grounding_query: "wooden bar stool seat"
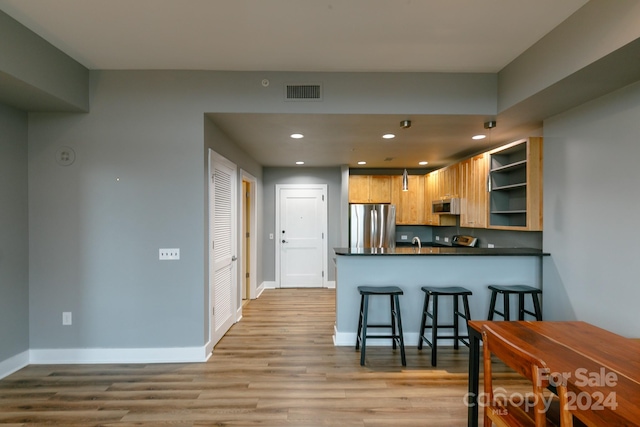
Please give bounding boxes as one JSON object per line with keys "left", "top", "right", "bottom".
{"left": 418, "top": 286, "right": 472, "bottom": 366}
{"left": 355, "top": 285, "right": 406, "bottom": 366}
{"left": 487, "top": 284, "right": 542, "bottom": 321}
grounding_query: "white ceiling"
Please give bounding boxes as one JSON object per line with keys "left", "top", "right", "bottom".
{"left": 0, "top": 0, "right": 589, "bottom": 168}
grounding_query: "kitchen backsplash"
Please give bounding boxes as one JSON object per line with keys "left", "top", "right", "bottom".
{"left": 396, "top": 225, "right": 542, "bottom": 249}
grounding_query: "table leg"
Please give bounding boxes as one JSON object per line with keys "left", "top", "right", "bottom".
{"left": 468, "top": 327, "right": 481, "bottom": 427}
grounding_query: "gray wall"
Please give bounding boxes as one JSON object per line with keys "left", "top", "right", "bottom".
{"left": 25, "top": 70, "right": 494, "bottom": 352}
{"left": 0, "top": 103, "right": 29, "bottom": 362}
{"left": 0, "top": 10, "right": 89, "bottom": 112}
{"left": 262, "top": 167, "right": 342, "bottom": 282}
{"left": 543, "top": 80, "right": 640, "bottom": 337}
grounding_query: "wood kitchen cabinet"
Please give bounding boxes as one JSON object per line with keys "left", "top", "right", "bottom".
{"left": 348, "top": 175, "right": 391, "bottom": 203}
{"left": 459, "top": 153, "right": 488, "bottom": 228}
{"left": 424, "top": 170, "right": 456, "bottom": 226}
{"left": 487, "top": 137, "right": 543, "bottom": 231}
{"left": 391, "top": 175, "right": 424, "bottom": 224}
{"left": 437, "top": 163, "right": 460, "bottom": 200}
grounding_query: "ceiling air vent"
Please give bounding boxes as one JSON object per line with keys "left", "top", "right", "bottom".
{"left": 285, "top": 83, "right": 322, "bottom": 101}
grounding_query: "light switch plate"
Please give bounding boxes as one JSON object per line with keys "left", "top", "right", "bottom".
{"left": 159, "top": 248, "right": 180, "bottom": 260}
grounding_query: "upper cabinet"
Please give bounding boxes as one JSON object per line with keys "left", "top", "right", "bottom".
{"left": 437, "top": 163, "right": 460, "bottom": 200}
{"left": 424, "top": 170, "right": 456, "bottom": 226}
{"left": 348, "top": 137, "right": 542, "bottom": 230}
{"left": 391, "top": 175, "right": 424, "bottom": 225}
{"left": 348, "top": 175, "right": 391, "bottom": 203}
{"left": 487, "top": 137, "right": 543, "bottom": 231}
{"left": 459, "top": 153, "right": 488, "bottom": 228}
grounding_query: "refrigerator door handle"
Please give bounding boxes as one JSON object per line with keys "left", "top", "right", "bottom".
{"left": 370, "top": 208, "right": 378, "bottom": 247}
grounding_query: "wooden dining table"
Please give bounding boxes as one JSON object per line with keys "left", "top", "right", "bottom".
{"left": 466, "top": 320, "right": 640, "bottom": 427}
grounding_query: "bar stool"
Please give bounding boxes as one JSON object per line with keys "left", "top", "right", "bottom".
{"left": 355, "top": 285, "right": 406, "bottom": 366}
{"left": 487, "top": 285, "right": 542, "bottom": 321}
{"left": 418, "top": 286, "right": 472, "bottom": 366}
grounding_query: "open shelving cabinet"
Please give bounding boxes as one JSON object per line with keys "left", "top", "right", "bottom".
{"left": 487, "top": 137, "right": 543, "bottom": 230}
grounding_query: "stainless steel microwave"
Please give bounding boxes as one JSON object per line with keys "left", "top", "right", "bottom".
{"left": 432, "top": 198, "right": 460, "bottom": 215}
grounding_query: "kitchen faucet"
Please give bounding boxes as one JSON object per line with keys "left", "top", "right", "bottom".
{"left": 412, "top": 236, "right": 421, "bottom": 250}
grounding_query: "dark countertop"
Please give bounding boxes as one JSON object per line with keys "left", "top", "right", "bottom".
{"left": 334, "top": 246, "right": 549, "bottom": 256}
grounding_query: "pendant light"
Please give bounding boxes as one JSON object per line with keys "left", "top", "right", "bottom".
{"left": 402, "top": 169, "right": 409, "bottom": 191}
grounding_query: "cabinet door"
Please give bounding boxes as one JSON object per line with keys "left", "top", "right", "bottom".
{"left": 348, "top": 175, "right": 370, "bottom": 203}
{"left": 392, "top": 175, "right": 424, "bottom": 224}
{"left": 460, "top": 153, "right": 488, "bottom": 228}
{"left": 424, "top": 171, "right": 455, "bottom": 226}
{"left": 471, "top": 153, "right": 488, "bottom": 228}
{"left": 424, "top": 172, "right": 437, "bottom": 225}
{"left": 368, "top": 176, "right": 391, "bottom": 203}
{"left": 459, "top": 158, "right": 473, "bottom": 227}
{"left": 440, "top": 163, "right": 460, "bottom": 199}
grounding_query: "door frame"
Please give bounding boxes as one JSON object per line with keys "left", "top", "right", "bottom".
{"left": 275, "top": 184, "right": 328, "bottom": 288}
{"left": 241, "top": 169, "right": 258, "bottom": 300}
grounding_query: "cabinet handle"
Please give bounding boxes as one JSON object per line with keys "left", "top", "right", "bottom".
{"left": 486, "top": 173, "right": 492, "bottom": 192}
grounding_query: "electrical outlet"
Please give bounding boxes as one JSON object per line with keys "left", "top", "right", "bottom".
{"left": 159, "top": 248, "right": 180, "bottom": 260}
{"left": 444, "top": 237, "right": 449, "bottom": 243}
{"left": 435, "top": 236, "right": 440, "bottom": 241}
{"left": 400, "top": 234, "right": 408, "bottom": 240}
{"left": 488, "top": 243, "right": 495, "bottom": 248}
{"left": 62, "top": 312, "right": 72, "bottom": 325}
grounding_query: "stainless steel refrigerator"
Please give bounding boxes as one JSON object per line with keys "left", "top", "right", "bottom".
{"left": 349, "top": 204, "right": 396, "bottom": 248}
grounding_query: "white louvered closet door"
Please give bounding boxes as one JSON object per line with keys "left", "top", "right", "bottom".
{"left": 210, "top": 151, "right": 237, "bottom": 348}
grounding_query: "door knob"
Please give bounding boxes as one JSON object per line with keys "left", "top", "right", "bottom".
{"left": 231, "top": 256, "right": 237, "bottom": 261}
{"left": 282, "top": 240, "right": 288, "bottom": 243}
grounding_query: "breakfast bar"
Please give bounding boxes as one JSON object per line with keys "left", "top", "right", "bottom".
{"left": 333, "top": 246, "right": 549, "bottom": 346}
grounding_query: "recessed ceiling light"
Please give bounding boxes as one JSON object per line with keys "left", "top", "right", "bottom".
{"left": 382, "top": 134, "right": 395, "bottom": 139}
{"left": 290, "top": 133, "right": 304, "bottom": 139}
{"left": 357, "top": 161, "right": 366, "bottom": 165}
{"left": 419, "top": 161, "right": 428, "bottom": 165}
{"left": 472, "top": 134, "right": 487, "bottom": 140}
{"left": 295, "top": 161, "right": 304, "bottom": 165}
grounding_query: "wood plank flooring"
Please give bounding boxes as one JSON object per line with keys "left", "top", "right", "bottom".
{"left": 0, "top": 288, "right": 523, "bottom": 426}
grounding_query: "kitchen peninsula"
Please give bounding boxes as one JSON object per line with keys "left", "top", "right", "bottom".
{"left": 332, "top": 246, "right": 548, "bottom": 346}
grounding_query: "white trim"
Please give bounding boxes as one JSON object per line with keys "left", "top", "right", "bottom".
{"left": 325, "top": 280, "right": 336, "bottom": 289}
{"left": 256, "top": 282, "right": 266, "bottom": 297}
{"left": 262, "top": 281, "right": 277, "bottom": 289}
{"left": 275, "top": 184, "right": 328, "bottom": 288}
{"left": 205, "top": 339, "right": 214, "bottom": 357}
{"left": 29, "top": 346, "right": 212, "bottom": 365}
{"left": 0, "top": 350, "right": 29, "bottom": 380}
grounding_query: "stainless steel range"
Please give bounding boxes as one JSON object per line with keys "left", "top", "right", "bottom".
{"left": 451, "top": 235, "right": 478, "bottom": 247}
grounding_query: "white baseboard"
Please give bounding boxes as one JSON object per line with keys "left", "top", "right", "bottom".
{"left": 255, "top": 282, "right": 266, "bottom": 298}
{"left": 261, "top": 281, "right": 334, "bottom": 290}
{"left": 262, "top": 281, "right": 277, "bottom": 289}
{"left": 0, "top": 350, "right": 29, "bottom": 380}
{"left": 28, "top": 346, "right": 211, "bottom": 365}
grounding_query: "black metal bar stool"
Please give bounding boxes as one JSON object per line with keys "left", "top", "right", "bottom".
{"left": 487, "top": 285, "right": 542, "bottom": 321}
{"left": 418, "top": 286, "right": 472, "bottom": 366}
{"left": 355, "top": 285, "right": 406, "bottom": 366}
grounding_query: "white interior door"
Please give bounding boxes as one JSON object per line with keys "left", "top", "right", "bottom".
{"left": 277, "top": 185, "right": 327, "bottom": 288}
{"left": 210, "top": 150, "right": 237, "bottom": 347}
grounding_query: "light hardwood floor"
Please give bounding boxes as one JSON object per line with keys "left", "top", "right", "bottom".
{"left": 0, "top": 288, "right": 522, "bottom": 426}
